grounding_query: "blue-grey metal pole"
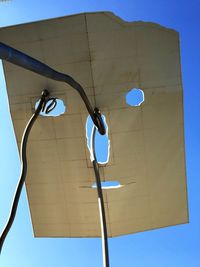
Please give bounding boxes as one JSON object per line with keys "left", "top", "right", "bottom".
{"left": 91, "top": 126, "right": 110, "bottom": 267}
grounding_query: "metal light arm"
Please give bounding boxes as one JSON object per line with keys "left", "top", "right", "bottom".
{"left": 0, "top": 42, "right": 105, "bottom": 135}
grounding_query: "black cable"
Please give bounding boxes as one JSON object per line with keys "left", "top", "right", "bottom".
{"left": 44, "top": 98, "right": 57, "bottom": 114}
{"left": 0, "top": 89, "right": 51, "bottom": 254}
{"left": 91, "top": 126, "right": 110, "bottom": 267}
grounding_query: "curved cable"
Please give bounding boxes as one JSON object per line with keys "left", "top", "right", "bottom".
{"left": 43, "top": 97, "right": 57, "bottom": 114}
{"left": 91, "top": 126, "right": 110, "bottom": 267}
{"left": 0, "top": 90, "right": 51, "bottom": 254}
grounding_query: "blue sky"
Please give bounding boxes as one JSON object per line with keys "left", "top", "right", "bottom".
{"left": 0, "top": 0, "right": 200, "bottom": 266}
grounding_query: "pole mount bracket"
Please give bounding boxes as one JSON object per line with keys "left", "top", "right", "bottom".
{"left": 93, "top": 108, "right": 106, "bottom": 135}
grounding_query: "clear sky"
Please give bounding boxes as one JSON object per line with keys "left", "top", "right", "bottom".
{"left": 0, "top": 0, "right": 199, "bottom": 266}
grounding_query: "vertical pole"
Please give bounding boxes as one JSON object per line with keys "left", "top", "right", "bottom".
{"left": 91, "top": 127, "right": 110, "bottom": 267}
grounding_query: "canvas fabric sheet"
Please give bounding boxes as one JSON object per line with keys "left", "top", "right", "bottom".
{"left": 0, "top": 12, "right": 188, "bottom": 237}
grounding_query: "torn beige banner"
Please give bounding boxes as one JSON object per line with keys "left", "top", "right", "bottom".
{"left": 0, "top": 12, "right": 188, "bottom": 237}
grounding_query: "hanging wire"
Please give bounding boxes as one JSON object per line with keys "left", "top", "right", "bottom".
{"left": 91, "top": 126, "right": 110, "bottom": 267}
{"left": 0, "top": 89, "right": 56, "bottom": 254}
{"left": 43, "top": 97, "right": 57, "bottom": 114}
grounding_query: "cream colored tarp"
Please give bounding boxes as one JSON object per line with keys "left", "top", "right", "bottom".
{"left": 0, "top": 12, "right": 188, "bottom": 237}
